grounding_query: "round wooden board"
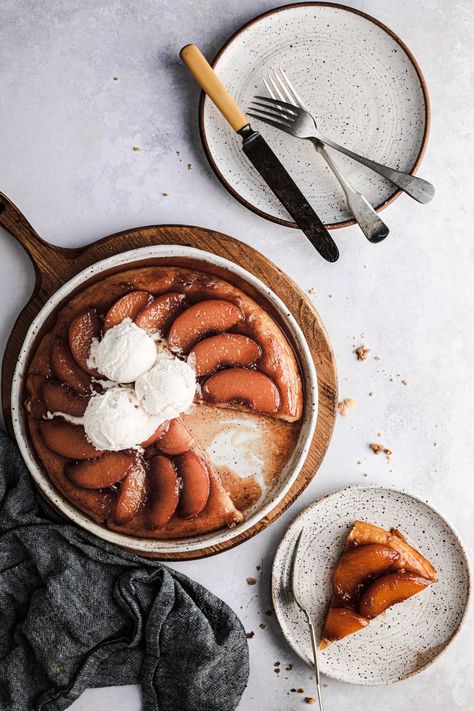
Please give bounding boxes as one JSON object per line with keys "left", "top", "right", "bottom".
{"left": 0, "top": 191, "right": 337, "bottom": 560}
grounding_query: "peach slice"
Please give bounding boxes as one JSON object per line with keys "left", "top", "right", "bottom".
{"left": 135, "top": 292, "right": 186, "bottom": 334}
{"left": 148, "top": 455, "right": 181, "bottom": 529}
{"left": 333, "top": 544, "right": 399, "bottom": 604}
{"left": 346, "top": 521, "right": 437, "bottom": 581}
{"left": 320, "top": 608, "right": 369, "bottom": 649}
{"left": 189, "top": 333, "right": 262, "bottom": 377}
{"left": 40, "top": 420, "right": 103, "bottom": 460}
{"left": 167, "top": 299, "right": 244, "bottom": 353}
{"left": 112, "top": 458, "right": 147, "bottom": 525}
{"left": 201, "top": 368, "right": 281, "bottom": 414}
{"left": 50, "top": 337, "right": 91, "bottom": 395}
{"left": 43, "top": 380, "right": 89, "bottom": 418}
{"left": 140, "top": 421, "right": 170, "bottom": 449}
{"left": 176, "top": 450, "right": 210, "bottom": 518}
{"left": 65, "top": 451, "right": 137, "bottom": 489}
{"left": 69, "top": 308, "right": 101, "bottom": 374}
{"left": 157, "top": 418, "right": 194, "bottom": 455}
{"left": 104, "top": 290, "right": 151, "bottom": 331}
{"left": 359, "top": 572, "right": 430, "bottom": 618}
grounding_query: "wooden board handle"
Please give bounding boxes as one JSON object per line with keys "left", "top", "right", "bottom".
{"left": 0, "top": 192, "right": 63, "bottom": 273}
{"left": 180, "top": 44, "right": 249, "bottom": 133}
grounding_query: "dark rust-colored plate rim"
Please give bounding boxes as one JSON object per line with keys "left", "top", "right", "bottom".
{"left": 198, "top": 1, "right": 431, "bottom": 230}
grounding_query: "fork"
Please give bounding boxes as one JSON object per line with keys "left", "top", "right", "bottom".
{"left": 248, "top": 82, "right": 435, "bottom": 205}
{"left": 261, "top": 70, "right": 389, "bottom": 243}
{"left": 290, "top": 528, "right": 324, "bottom": 710}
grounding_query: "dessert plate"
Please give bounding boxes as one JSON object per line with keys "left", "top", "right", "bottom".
{"left": 272, "top": 486, "right": 471, "bottom": 684}
{"left": 200, "top": 3, "right": 429, "bottom": 229}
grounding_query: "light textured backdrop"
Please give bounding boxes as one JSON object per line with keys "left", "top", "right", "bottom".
{"left": 0, "top": 1, "right": 472, "bottom": 709}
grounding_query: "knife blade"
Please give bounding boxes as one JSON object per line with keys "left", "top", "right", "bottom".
{"left": 239, "top": 125, "right": 338, "bottom": 262}
{"left": 180, "top": 44, "right": 339, "bottom": 263}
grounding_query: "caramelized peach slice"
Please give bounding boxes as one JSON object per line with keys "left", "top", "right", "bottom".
{"left": 69, "top": 308, "right": 101, "bottom": 374}
{"left": 202, "top": 368, "right": 281, "bottom": 415}
{"left": 112, "top": 458, "right": 147, "bottom": 525}
{"left": 50, "top": 337, "right": 91, "bottom": 395}
{"left": 148, "top": 455, "right": 181, "bottom": 529}
{"left": 43, "top": 380, "right": 88, "bottom": 418}
{"left": 176, "top": 450, "right": 210, "bottom": 518}
{"left": 157, "top": 418, "right": 194, "bottom": 455}
{"left": 135, "top": 292, "right": 186, "bottom": 334}
{"left": 65, "top": 451, "right": 137, "bottom": 489}
{"left": 189, "top": 333, "right": 261, "bottom": 377}
{"left": 320, "top": 608, "right": 369, "bottom": 649}
{"left": 40, "top": 420, "right": 102, "bottom": 460}
{"left": 333, "top": 544, "right": 399, "bottom": 604}
{"left": 104, "top": 291, "right": 151, "bottom": 331}
{"left": 346, "top": 521, "right": 437, "bottom": 581}
{"left": 359, "top": 572, "right": 430, "bottom": 618}
{"left": 140, "top": 421, "right": 170, "bottom": 449}
{"left": 167, "top": 299, "right": 244, "bottom": 353}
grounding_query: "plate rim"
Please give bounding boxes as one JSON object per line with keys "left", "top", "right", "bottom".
{"left": 271, "top": 483, "right": 472, "bottom": 685}
{"left": 199, "top": 1, "right": 431, "bottom": 230}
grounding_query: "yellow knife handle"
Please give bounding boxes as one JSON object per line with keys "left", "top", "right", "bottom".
{"left": 180, "top": 44, "right": 249, "bottom": 133}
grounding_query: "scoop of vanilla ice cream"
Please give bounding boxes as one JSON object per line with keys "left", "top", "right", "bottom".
{"left": 83, "top": 387, "right": 162, "bottom": 450}
{"left": 87, "top": 318, "right": 156, "bottom": 383}
{"left": 135, "top": 351, "right": 196, "bottom": 419}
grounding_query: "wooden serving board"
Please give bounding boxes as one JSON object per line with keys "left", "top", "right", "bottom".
{"left": 0, "top": 191, "right": 338, "bottom": 560}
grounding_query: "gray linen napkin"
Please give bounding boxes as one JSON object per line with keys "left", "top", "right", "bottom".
{"left": 0, "top": 430, "right": 249, "bottom": 711}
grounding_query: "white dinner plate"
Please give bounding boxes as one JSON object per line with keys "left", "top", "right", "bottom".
{"left": 272, "top": 486, "right": 471, "bottom": 685}
{"left": 200, "top": 3, "right": 430, "bottom": 228}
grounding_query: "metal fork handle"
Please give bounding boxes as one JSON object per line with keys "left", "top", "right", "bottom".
{"left": 303, "top": 607, "right": 324, "bottom": 711}
{"left": 317, "top": 133, "right": 435, "bottom": 204}
{"left": 312, "top": 140, "right": 388, "bottom": 243}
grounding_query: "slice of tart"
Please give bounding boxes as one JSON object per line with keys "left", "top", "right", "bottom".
{"left": 320, "top": 521, "right": 437, "bottom": 649}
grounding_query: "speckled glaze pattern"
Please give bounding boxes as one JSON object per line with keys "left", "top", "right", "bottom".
{"left": 201, "top": 3, "right": 429, "bottom": 228}
{"left": 272, "top": 485, "right": 471, "bottom": 685}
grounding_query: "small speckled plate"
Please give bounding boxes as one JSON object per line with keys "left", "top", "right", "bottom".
{"left": 272, "top": 486, "right": 471, "bottom": 684}
{"left": 200, "top": 3, "right": 430, "bottom": 229}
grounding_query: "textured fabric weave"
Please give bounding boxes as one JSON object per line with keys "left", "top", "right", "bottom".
{"left": 0, "top": 430, "right": 248, "bottom": 711}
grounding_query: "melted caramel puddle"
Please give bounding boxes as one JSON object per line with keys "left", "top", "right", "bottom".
{"left": 182, "top": 403, "right": 300, "bottom": 514}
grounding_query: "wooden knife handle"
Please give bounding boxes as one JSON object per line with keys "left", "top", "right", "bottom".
{"left": 180, "top": 44, "right": 248, "bottom": 133}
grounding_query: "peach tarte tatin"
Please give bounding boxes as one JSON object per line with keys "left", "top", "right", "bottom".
{"left": 321, "top": 521, "right": 437, "bottom": 648}
{"left": 24, "top": 266, "right": 303, "bottom": 539}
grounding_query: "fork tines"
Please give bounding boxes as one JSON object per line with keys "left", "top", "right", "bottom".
{"left": 247, "top": 95, "right": 301, "bottom": 131}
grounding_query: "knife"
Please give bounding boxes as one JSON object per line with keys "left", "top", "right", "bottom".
{"left": 180, "top": 44, "right": 339, "bottom": 263}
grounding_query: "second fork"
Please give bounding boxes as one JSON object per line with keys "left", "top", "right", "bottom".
{"left": 258, "top": 69, "right": 389, "bottom": 243}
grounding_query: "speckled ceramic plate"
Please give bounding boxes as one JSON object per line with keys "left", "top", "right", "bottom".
{"left": 200, "top": 3, "right": 429, "bottom": 229}
{"left": 272, "top": 486, "right": 471, "bottom": 684}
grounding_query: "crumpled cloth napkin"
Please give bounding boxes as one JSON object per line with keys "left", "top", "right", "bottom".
{"left": 0, "top": 430, "right": 248, "bottom": 711}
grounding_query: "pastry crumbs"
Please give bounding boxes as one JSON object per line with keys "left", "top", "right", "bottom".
{"left": 369, "top": 443, "right": 393, "bottom": 460}
{"left": 355, "top": 345, "right": 370, "bottom": 361}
